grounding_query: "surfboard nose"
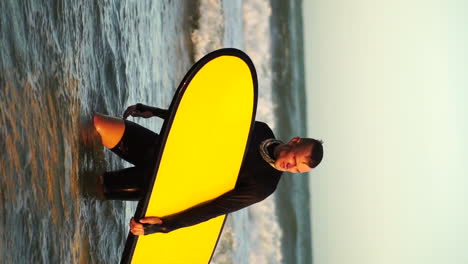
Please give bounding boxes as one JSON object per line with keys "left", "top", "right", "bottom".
{"left": 93, "top": 113, "right": 125, "bottom": 149}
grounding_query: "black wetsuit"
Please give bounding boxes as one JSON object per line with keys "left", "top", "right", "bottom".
{"left": 104, "top": 105, "right": 283, "bottom": 234}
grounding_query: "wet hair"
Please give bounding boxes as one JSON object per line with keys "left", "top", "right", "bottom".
{"left": 301, "top": 138, "right": 324, "bottom": 169}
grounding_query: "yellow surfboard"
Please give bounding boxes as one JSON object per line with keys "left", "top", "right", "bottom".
{"left": 120, "top": 49, "right": 258, "bottom": 264}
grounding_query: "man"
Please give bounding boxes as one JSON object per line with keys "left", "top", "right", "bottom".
{"left": 93, "top": 103, "right": 324, "bottom": 235}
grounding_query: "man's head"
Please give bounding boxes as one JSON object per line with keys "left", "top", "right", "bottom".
{"left": 273, "top": 137, "right": 324, "bottom": 173}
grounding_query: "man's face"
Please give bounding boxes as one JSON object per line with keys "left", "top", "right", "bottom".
{"left": 274, "top": 137, "right": 313, "bottom": 173}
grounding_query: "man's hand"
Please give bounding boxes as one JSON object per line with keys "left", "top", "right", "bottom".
{"left": 123, "top": 104, "right": 154, "bottom": 119}
{"left": 130, "top": 217, "right": 163, "bottom": 236}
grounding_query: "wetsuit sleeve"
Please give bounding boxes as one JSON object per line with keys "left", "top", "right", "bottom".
{"left": 146, "top": 184, "right": 269, "bottom": 234}
{"left": 136, "top": 103, "right": 169, "bottom": 120}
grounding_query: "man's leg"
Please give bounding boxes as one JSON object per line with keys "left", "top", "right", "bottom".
{"left": 101, "top": 167, "right": 150, "bottom": 200}
{"left": 110, "top": 120, "right": 160, "bottom": 168}
{"left": 94, "top": 113, "right": 160, "bottom": 167}
{"left": 93, "top": 114, "right": 160, "bottom": 200}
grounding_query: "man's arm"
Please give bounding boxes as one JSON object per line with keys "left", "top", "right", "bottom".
{"left": 132, "top": 184, "right": 270, "bottom": 235}
{"left": 123, "top": 103, "right": 169, "bottom": 120}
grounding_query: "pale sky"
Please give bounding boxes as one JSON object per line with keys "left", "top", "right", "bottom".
{"left": 303, "top": 1, "right": 468, "bottom": 264}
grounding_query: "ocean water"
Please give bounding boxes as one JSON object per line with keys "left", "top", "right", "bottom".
{"left": 0, "top": 0, "right": 309, "bottom": 263}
